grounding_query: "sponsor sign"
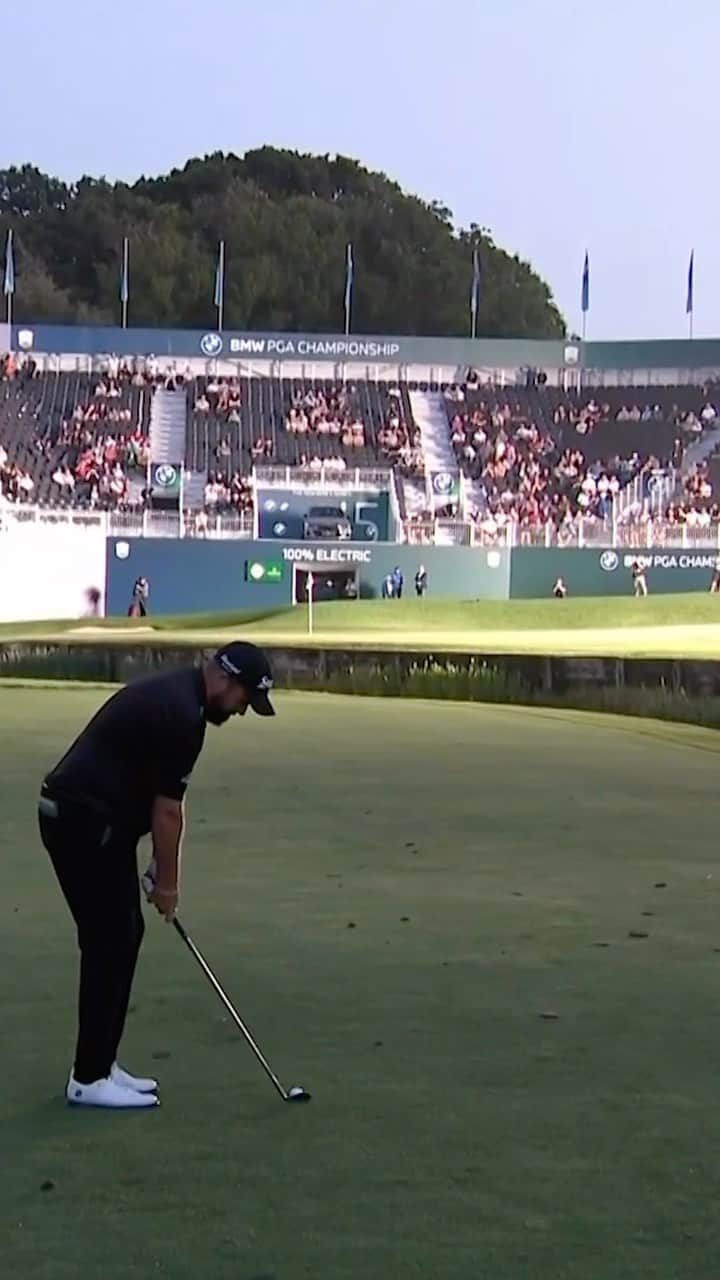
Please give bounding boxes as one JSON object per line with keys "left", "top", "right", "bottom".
{"left": 244, "top": 558, "right": 284, "bottom": 584}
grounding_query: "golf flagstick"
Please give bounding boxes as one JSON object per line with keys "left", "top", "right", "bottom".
{"left": 141, "top": 868, "right": 310, "bottom": 1104}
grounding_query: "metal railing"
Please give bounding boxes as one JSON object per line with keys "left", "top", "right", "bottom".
{"left": 2, "top": 500, "right": 719, "bottom": 549}
{"left": 0, "top": 503, "right": 106, "bottom": 531}
{"left": 401, "top": 517, "right": 720, "bottom": 549}
{"left": 253, "top": 465, "right": 392, "bottom": 490}
{"left": 108, "top": 510, "right": 254, "bottom": 540}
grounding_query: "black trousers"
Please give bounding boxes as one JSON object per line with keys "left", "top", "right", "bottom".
{"left": 38, "top": 803, "right": 145, "bottom": 1084}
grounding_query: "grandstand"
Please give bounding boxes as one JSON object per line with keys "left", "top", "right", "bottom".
{"left": 2, "top": 342, "right": 720, "bottom": 549}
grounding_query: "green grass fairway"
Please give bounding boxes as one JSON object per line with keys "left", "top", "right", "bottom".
{"left": 4, "top": 688, "right": 720, "bottom": 1278}
{"left": 3, "top": 593, "right": 720, "bottom": 658}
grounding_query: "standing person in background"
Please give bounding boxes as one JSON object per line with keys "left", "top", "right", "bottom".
{"left": 631, "top": 558, "right": 648, "bottom": 597}
{"left": 85, "top": 587, "right": 102, "bottom": 617}
{"left": 415, "top": 565, "right": 428, "bottom": 598}
{"left": 381, "top": 573, "right": 394, "bottom": 600}
{"left": 552, "top": 577, "right": 567, "bottom": 598}
{"left": 709, "top": 553, "right": 720, "bottom": 593}
{"left": 129, "top": 576, "right": 150, "bottom": 618}
{"left": 392, "top": 566, "right": 404, "bottom": 599}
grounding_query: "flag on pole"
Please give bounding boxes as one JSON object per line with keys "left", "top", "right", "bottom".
{"left": 119, "top": 237, "right": 129, "bottom": 305}
{"left": 686, "top": 250, "right": 694, "bottom": 315}
{"left": 3, "top": 228, "right": 15, "bottom": 297}
{"left": 344, "top": 242, "right": 354, "bottom": 334}
{"left": 214, "top": 240, "right": 225, "bottom": 310}
{"left": 581, "top": 250, "right": 590, "bottom": 315}
{"left": 470, "top": 247, "right": 481, "bottom": 335}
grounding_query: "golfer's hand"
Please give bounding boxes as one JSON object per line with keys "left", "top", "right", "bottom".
{"left": 149, "top": 885, "right": 178, "bottom": 921}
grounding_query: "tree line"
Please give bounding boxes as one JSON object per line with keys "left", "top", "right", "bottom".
{"left": 0, "top": 148, "right": 565, "bottom": 338}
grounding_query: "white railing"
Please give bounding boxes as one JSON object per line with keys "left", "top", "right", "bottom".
{"left": 402, "top": 517, "right": 720, "bottom": 549}
{"left": 108, "top": 510, "right": 254, "bottom": 540}
{"left": 614, "top": 467, "right": 677, "bottom": 520}
{"left": 253, "top": 465, "right": 391, "bottom": 490}
{"left": 2, "top": 500, "right": 720, "bottom": 549}
{"left": 0, "top": 503, "right": 255, "bottom": 540}
{"left": 0, "top": 503, "right": 106, "bottom": 531}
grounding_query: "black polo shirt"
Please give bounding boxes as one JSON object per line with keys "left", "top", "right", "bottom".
{"left": 43, "top": 667, "right": 207, "bottom": 837}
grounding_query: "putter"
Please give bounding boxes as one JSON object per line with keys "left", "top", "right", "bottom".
{"left": 141, "top": 869, "right": 310, "bottom": 1104}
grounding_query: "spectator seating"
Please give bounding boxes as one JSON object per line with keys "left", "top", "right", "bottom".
{"left": 0, "top": 363, "right": 151, "bottom": 509}
{"left": 3, "top": 357, "right": 720, "bottom": 540}
{"left": 441, "top": 382, "right": 719, "bottom": 531}
{"left": 187, "top": 376, "right": 419, "bottom": 475}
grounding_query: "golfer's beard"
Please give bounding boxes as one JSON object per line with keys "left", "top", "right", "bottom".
{"left": 205, "top": 700, "right": 232, "bottom": 726}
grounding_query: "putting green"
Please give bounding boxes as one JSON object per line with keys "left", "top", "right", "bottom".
{"left": 2, "top": 594, "right": 720, "bottom": 658}
{"left": 4, "top": 687, "right": 720, "bottom": 1278}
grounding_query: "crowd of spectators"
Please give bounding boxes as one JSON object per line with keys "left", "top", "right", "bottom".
{"left": 448, "top": 397, "right": 677, "bottom": 536}
{"left": 377, "top": 389, "right": 424, "bottom": 476}
{"left": 203, "top": 471, "right": 253, "bottom": 515}
{"left": 286, "top": 387, "right": 366, "bottom": 451}
{"left": 0, "top": 441, "right": 35, "bottom": 503}
{"left": 40, "top": 382, "right": 151, "bottom": 509}
{"left": 194, "top": 376, "right": 242, "bottom": 423}
{"left": 662, "top": 460, "right": 720, "bottom": 528}
{"left": 552, "top": 395, "right": 718, "bottom": 436}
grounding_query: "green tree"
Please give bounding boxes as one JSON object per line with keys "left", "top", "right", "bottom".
{"left": 0, "top": 151, "right": 565, "bottom": 337}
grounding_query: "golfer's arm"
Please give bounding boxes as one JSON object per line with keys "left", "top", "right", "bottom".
{"left": 151, "top": 795, "right": 184, "bottom": 890}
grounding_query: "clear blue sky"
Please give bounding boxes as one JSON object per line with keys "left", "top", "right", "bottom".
{"left": 5, "top": 0, "right": 717, "bottom": 339}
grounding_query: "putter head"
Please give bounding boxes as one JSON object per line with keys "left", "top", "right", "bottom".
{"left": 286, "top": 1086, "right": 311, "bottom": 1103}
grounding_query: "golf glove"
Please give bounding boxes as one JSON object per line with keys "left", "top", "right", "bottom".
{"left": 141, "top": 857, "right": 157, "bottom": 900}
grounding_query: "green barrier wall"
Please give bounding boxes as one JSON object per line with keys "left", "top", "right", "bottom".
{"left": 105, "top": 540, "right": 720, "bottom": 614}
{"left": 106, "top": 540, "right": 510, "bottom": 614}
{"left": 510, "top": 547, "right": 719, "bottom": 598}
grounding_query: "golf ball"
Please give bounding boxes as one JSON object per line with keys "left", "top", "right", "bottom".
{"left": 288, "top": 1087, "right": 305, "bottom": 1098}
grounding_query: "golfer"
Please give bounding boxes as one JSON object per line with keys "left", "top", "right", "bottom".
{"left": 37, "top": 642, "right": 275, "bottom": 1110}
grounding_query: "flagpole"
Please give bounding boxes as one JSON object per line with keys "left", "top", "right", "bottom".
{"left": 686, "top": 249, "right": 694, "bottom": 340}
{"left": 344, "top": 243, "right": 353, "bottom": 336}
{"left": 216, "top": 240, "right": 225, "bottom": 332}
{"left": 581, "top": 250, "right": 589, "bottom": 344}
{"left": 470, "top": 247, "right": 480, "bottom": 339}
{"left": 121, "top": 237, "right": 129, "bottom": 329}
{"left": 5, "top": 228, "right": 14, "bottom": 327}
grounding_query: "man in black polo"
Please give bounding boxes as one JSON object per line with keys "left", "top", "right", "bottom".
{"left": 38, "top": 641, "right": 275, "bottom": 1110}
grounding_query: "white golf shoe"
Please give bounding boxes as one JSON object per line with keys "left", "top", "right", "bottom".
{"left": 111, "top": 1062, "right": 159, "bottom": 1094}
{"left": 66, "top": 1075, "right": 159, "bottom": 1109}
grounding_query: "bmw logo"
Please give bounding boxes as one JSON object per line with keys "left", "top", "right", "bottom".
{"left": 200, "top": 332, "right": 223, "bottom": 357}
{"left": 599, "top": 550, "right": 619, "bottom": 572}
{"left": 272, "top": 521, "right": 287, "bottom": 536}
{"left": 154, "top": 464, "right": 178, "bottom": 488}
{"left": 433, "top": 472, "right": 454, "bottom": 495}
{"left": 362, "top": 523, "right": 379, "bottom": 541}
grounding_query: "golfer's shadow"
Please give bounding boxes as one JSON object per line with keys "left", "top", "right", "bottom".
{"left": 3, "top": 1091, "right": 155, "bottom": 1153}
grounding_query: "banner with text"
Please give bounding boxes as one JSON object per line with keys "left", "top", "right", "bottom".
{"left": 10, "top": 322, "right": 573, "bottom": 370}
{"left": 510, "top": 546, "right": 720, "bottom": 598}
